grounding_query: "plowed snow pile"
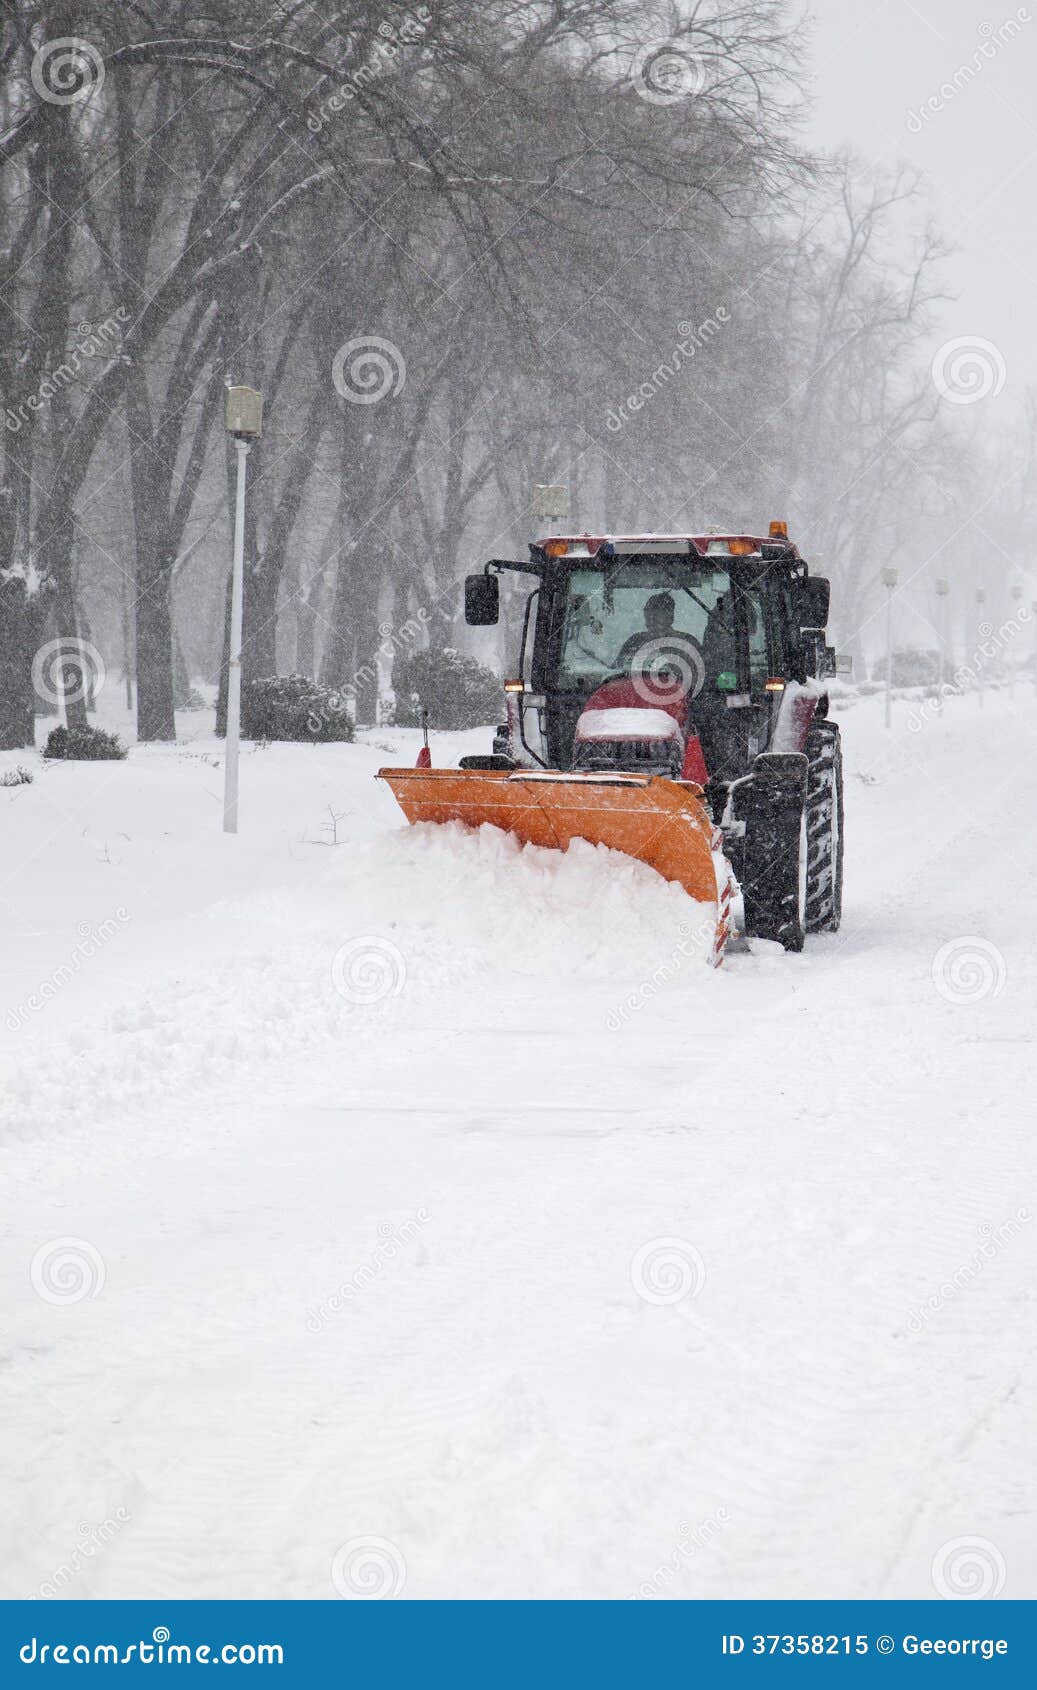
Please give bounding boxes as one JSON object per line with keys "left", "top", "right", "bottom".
{"left": 324, "top": 819, "right": 715, "bottom": 981}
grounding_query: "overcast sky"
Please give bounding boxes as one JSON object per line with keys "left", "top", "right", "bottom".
{"left": 807, "top": 0, "right": 1037, "bottom": 406}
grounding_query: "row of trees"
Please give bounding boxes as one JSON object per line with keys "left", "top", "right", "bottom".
{"left": 0, "top": 0, "right": 1029, "bottom": 748}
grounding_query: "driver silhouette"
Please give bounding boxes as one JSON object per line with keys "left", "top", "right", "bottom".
{"left": 616, "top": 592, "right": 700, "bottom": 673}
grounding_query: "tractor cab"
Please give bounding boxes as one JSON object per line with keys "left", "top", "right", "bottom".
{"left": 465, "top": 526, "right": 836, "bottom": 807}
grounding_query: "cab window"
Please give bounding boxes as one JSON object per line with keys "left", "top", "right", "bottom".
{"left": 745, "top": 588, "right": 769, "bottom": 691}
{"left": 557, "top": 562, "right": 731, "bottom": 685}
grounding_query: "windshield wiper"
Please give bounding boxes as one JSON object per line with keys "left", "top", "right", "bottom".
{"left": 656, "top": 559, "right": 735, "bottom": 636}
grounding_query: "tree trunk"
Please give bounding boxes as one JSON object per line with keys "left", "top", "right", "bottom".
{"left": 121, "top": 560, "right": 134, "bottom": 709}
{"left": 173, "top": 625, "right": 192, "bottom": 707}
{"left": 320, "top": 546, "right": 357, "bottom": 691}
{"left": 296, "top": 568, "right": 325, "bottom": 679}
{"left": 244, "top": 557, "right": 280, "bottom": 680}
{"left": 49, "top": 519, "right": 88, "bottom": 730}
{"left": 0, "top": 574, "right": 39, "bottom": 750}
{"left": 76, "top": 602, "right": 99, "bottom": 713}
{"left": 351, "top": 556, "right": 385, "bottom": 727}
{"left": 307, "top": 493, "right": 347, "bottom": 681}
{"left": 135, "top": 543, "right": 177, "bottom": 740}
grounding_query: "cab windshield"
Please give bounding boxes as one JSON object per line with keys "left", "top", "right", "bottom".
{"left": 558, "top": 559, "right": 733, "bottom": 686}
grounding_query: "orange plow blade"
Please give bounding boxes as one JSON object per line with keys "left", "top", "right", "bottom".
{"left": 377, "top": 766, "right": 721, "bottom": 910}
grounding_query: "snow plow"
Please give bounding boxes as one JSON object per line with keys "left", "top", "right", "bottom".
{"left": 378, "top": 525, "right": 845, "bottom": 961}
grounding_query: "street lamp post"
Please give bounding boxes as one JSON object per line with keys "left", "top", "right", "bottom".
{"left": 975, "top": 588, "right": 986, "bottom": 711}
{"left": 932, "top": 574, "right": 952, "bottom": 692}
{"left": 223, "top": 385, "right": 263, "bottom": 834}
{"left": 935, "top": 577, "right": 949, "bottom": 695}
{"left": 881, "top": 566, "right": 898, "bottom": 729}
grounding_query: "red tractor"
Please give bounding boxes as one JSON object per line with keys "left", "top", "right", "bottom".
{"left": 380, "top": 526, "right": 844, "bottom": 960}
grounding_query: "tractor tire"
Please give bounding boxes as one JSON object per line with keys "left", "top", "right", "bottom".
{"left": 739, "top": 755, "right": 808, "bottom": 953}
{"left": 778, "top": 806, "right": 807, "bottom": 953}
{"left": 804, "top": 720, "right": 843, "bottom": 933}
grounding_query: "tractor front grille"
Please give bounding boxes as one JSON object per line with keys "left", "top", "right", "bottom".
{"left": 573, "top": 738, "right": 681, "bottom": 777}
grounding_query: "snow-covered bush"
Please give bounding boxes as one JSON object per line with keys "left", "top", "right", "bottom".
{"left": 871, "top": 648, "right": 940, "bottom": 687}
{"left": 392, "top": 647, "right": 503, "bottom": 730}
{"left": 0, "top": 765, "right": 32, "bottom": 786}
{"left": 44, "top": 725, "right": 127, "bottom": 761}
{"left": 241, "top": 675, "right": 355, "bottom": 743}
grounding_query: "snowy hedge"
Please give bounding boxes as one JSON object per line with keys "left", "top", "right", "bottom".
{"left": 393, "top": 648, "right": 503, "bottom": 731}
{"left": 870, "top": 648, "right": 940, "bottom": 687}
{"left": 241, "top": 675, "right": 355, "bottom": 743}
{"left": 44, "top": 725, "right": 126, "bottom": 761}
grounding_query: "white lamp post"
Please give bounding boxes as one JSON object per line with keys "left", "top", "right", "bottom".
{"left": 881, "top": 566, "right": 898, "bottom": 729}
{"left": 223, "top": 385, "right": 262, "bottom": 834}
{"left": 934, "top": 578, "right": 949, "bottom": 694}
{"left": 975, "top": 589, "right": 986, "bottom": 711}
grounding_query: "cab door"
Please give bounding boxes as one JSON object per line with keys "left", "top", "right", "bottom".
{"left": 742, "top": 581, "right": 775, "bottom": 761}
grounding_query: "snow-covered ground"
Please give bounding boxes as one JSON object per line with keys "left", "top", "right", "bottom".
{"left": 2, "top": 687, "right": 1035, "bottom": 1601}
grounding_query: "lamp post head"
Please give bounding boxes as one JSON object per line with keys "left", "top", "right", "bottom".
{"left": 225, "top": 385, "right": 263, "bottom": 440}
{"left": 880, "top": 567, "right": 898, "bottom": 589}
{"left": 532, "top": 484, "right": 569, "bottom": 520}
{"left": 935, "top": 578, "right": 949, "bottom": 597}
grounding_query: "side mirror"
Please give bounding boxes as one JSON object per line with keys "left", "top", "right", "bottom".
{"left": 800, "top": 575, "right": 830, "bottom": 629}
{"left": 802, "top": 630, "right": 832, "bottom": 678}
{"left": 465, "top": 573, "right": 499, "bottom": 626}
